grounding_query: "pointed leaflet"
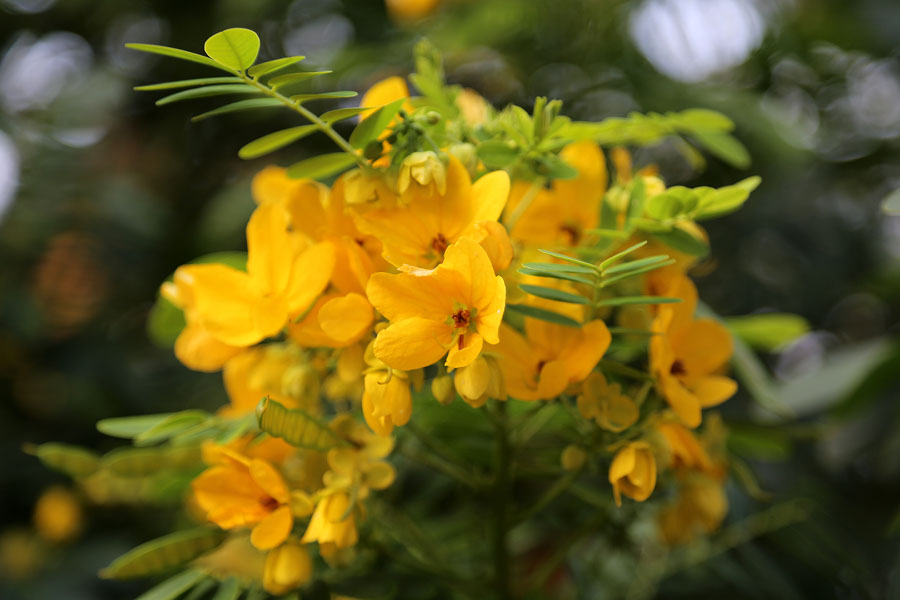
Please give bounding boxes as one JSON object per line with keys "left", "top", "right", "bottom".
{"left": 320, "top": 106, "right": 372, "bottom": 123}
{"left": 239, "top": 125, "right": 319, "bottom": 160}
{"left": 291, "top": 91, "right": 358, "bottom": 103}
{"left": 97, "top": 413, "right": 175, "bottom": 438}
{"left": 203, "top": 28, "right": 260, "bottom": 72}
{"left": 519, "top": 284, "right": 590, "bottom": 305}
{"left": 27, "top": 442, "right": 100, "bottom": 477}
{"left": 595, "top": 296, "right": 680, "bottom": 307}
{"left": 155, "top": 84, "right": 259, "bottom": 106}
{"left": 248, "top": 56, "right": 305, "bottom": 78}
{"left": 134, "top": 77, "right": 243, "bottom": 91}
{"left": 349, "top": 98, "right": 406, "bottom": 149}
{"left": 505, "top": 304, "right": 581, "bottom": 327}
{"left": 134, "top": 571, "right": 209, "bottom": 600}
{"left": 286, "top": 153, "right": 357, "bottom": 180}
{"left": 268, "top": 71, "right": 332, "bottom": 90}
{"left": 125, "top": 43, "right": 230, "bottom": 72}
{"left": 689, "top": 129, "right": 750, "bottom": 169}
{"left": 190, "top": 98, "right": 283, "bottom": 122}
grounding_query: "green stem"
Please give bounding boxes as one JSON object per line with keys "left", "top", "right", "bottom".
{"left": 240, "top": 72, "right": 368, "bottom": 169}
{"left": 490, "top": 401, "right": 512, "bottom": 600}
{"left": 403, "top": 422, "right": 485, "bottom": 489}
{"left": 510, "top": 469, "right": 580, "bottom": 527}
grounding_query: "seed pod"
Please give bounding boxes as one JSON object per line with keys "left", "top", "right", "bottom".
{"left": 256, "top": 396, "right": 342, "bottom": 451}
{"left": 100, "top": 527, "right": 226, "bottom": 579}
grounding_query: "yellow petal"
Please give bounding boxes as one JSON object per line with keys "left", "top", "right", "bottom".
{"left": 360, "top": 76, "right": 410, "bottom": 121}
{"left": 192, "top": 465, "right": 268, "bottom": 529}
{"left": 471, "top": 170, "right": 510, "bottom": 223}
{"left": 174, "top": 323, "right": 241, "bottom": 372}
{"left": 363, "top": 462, "right": 396, "bottom": 490}
{"left": 453, "top": 355, "right": 491, "bottom": 400}
{"left": 690, "top": 375, "right": 737, "bottom": 407}
{"left": 662, "top": 376, "right": 702, "bottom": 428}
{"left": 477, "top": 276, "right": 506, "bottom": 344}
{"left": 187, "top": 264, "right": 270, "bottom": 347}
{"left": 251, "top": 166, "right": 294, "bottom": 205}
{"left": 250, "top": 504, "right": 293, "bottom": 550}
{"left": 246, "top": 202, "right": 293, "bottom": 296}
{"left": 672, "top": 318, "right": 733, "bottom": 376}
{"left": 366, "top": 271, "right": 454, "bottom": 323}
{"left": 537, "top": 359, "right": 570, "bottom": 399}
{"left": 249, "top": 459, "right": 290, "bottom": 505}
{"left": 608, "top": 445, "right": 636, "bottom": 483}
{"left": 440, "top": 237, "right": 497, "bottom": 310}
{"left": 283, "top": 241, "right": 336, "bottom": 317}
{"left": 318, "top": 293, "right": 374, "bottom": 344}
{"left": 446, "top": 332, "right": 483, "bottom": 369}
{"left": 263, "top": 541, "right": 312, "bottom": 595}
{"left": 373, "top": 317, "right": 451, "bottom": 370}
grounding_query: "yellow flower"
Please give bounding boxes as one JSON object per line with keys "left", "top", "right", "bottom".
{"left": 367, "top": 237, "right": 506, "bottom": 370}
{"left": 160, "top": 266, "right": 242, "bottom": 372}
{"left": 302, "top": 415, "right": 395, "bottom": 549}
{"left": 263, "top": 541, "right": 313, "bottom": 595}
{"left": 397, "top": 151, "right": 446, "bottom": 196}
{"left": 192, "top": 449, "right": 295, "bottom": 550}
{"left": 179, "top": 201, "right": 334, "bottom": 347}
{"left": 33, "top": 486, "right": 81, "bottom": 543}
{"left": 657, "top": 421, "right": 714, "bottom": 473}
{"left": 359, "top": 76, "right": 413, "bottom": 122}
{"left": 577, "top": 372, "right": 639, "bottom": 432}
{"left": 350, "top": 156, "right": 511, "bottom": 269}
{"left": 362, "top": 371, "right": 412, "bottom": 436}
{"left": 505, "top": 141, "right": 607, "bottom": 246}
{"left": 493, "top": 319, "right": 611, "bottom": 401}
{"left": 649, "top": 278, "right": 737, "bottom": 428}
{"left": 220, "top": 345, "right": 314, "bottom": 417}
{"left": 608, "top": 441, "right": 657, "bottom": 506}
{"left": 658, "top": 475, "right": 728, "bottom": 545}
{"left": 431, "top": 373, "right": 455, "bottom": 405}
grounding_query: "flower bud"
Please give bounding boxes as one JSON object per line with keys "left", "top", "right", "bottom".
{"left": 431, "top": 374, "right": 455, "bottom": 405}
{"left": 609, "top": 441, "right": 657, "bottom": 506}
{"left": 560, "top": 445, "right": 587, "bottom": 471}
{"left": 397, "top": 151, "right": 446, "bottom": 195}
{"left": 262, "top": 541, "right": 312, "bottom": 595}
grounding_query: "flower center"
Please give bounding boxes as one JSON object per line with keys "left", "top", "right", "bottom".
{"left": 259, "top": 495, "right": 279, "bottom": 511}
{"left": 559, "top": 222, "right": 581, "bottom": 245}
{"left": 451, "top": 309, "right": 470, "bottom": 329}
{"left": 670, "top": 359, "right": 686, "bottom": 376}
{"left": 431, "top": 233, "right": 449, "bottom": 255}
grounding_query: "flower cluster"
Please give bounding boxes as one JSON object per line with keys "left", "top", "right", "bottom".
{"left": 35, "top": 33, "right": 760, "bottom": 597}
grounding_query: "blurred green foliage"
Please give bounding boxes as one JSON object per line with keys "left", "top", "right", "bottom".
{"left": 1, "top": 0, "right": 899, "bottom": 598}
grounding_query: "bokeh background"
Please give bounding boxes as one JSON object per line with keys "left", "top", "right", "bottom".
{"left": 2, "top": 0, "right": 899, "bottom": 598}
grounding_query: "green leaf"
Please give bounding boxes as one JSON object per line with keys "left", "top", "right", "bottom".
{"left": 730, "top": 456, "right": 772, "bottom": 502}
{"left": 677, "top": 108, "right": 734, "bottom": 131}
{"left": 520, "top": 262, "right": 596, "bottom": 275}
{"left": 504, "top": 304, "right": 580, "bottom": 327}
{"left": 125, "top": 43, "right": 230, "bottom": 72}
{"left": 101, "top": 446, "right": 172, "bottom": 477}
{"left": 320, "top": 106, "right": 372, "bottom": 123}
{"left": 598, "top": 241, "right": 647, "bottom": 270}
{"left": 645, "top": 187, "right": 695, "bottom": 219}
{"left": 101, "top": 529, "right": 225, "bottom": 579}
{"left": 147, "top": 294, "right": 186, "bottom": 348}
{"left": 248, "top": 56, "right": 305, "bottom": 78}
{"left": 477, "top": 140, "right": 519, "bottom": 168}
{"left": 155, "top": 84, "right": 259, "bottom": 106}
{"left": 134, "top": 77, "right": 243, "bottom": 91}
{"left": 602, "top": 255, "right": 671, "bottom": 276}
{"left": 97, "top": 413, "right": 174, "bottom": 439}
{"left": 727, "top": 426, "right": 792, "bottom": 461}
{"left": 694, "top": 176, "right": 760, "bottom": 219}
{"left": 211, "top": 578, "right": 242, "bottom": 600}
{"left": 238, "top": 125, "right": 319, "bottom": 160}
{"left": 190, "top": 98, "right": 283, "bottom": 122}
{"left": 286, "top": 153, "right": 357, "bottom": 180}
{"left": 594, "top": 295, "right": 680, "bottom": 307}
{"left": 268, "top": 71, "right": 332, "bottom": 89}
{"left": 537, "top": 249, "right": 599, "bottom": 270}
{"left": 519, "top": 284, "right": 590, "bottom": 305}
{"left": 726, "top": 313, "right": 809, "bottom": 351}
{"left": 25, "top": 442, "right": 100, "bottom": 478}
{"left": 599, "top": 259, "right": 675, "bottom": 287}
{"left": 256, "top": 397, "right": 343, "bottom": 450}
{"left": 203, "top": 28, "right": 260, "bottom": 72}
{"left": 534, "top": 154, "right": 579, "bottom": 180}
{"left": 349, "top": 98, "right": 406, "bottom": 149}
{"left": 690, "top": 129, "right": 750, "bottom": 169}
{"left": 518, "top": 267, "right": 594, "bottom": 285}
{"left": 135, "top": 410, "right": 211, "bottom": 446}
{"left": 652, "top": 227, "right": 709, "bottom": 257}
{"left": 882, "top": 188, "right": 900, "bottom": 215}
{"left": 291, "top": 91, "right": 358, "bottom": 103}
{"left": 135, "top": 571, "right": 209, "bottom": 600}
